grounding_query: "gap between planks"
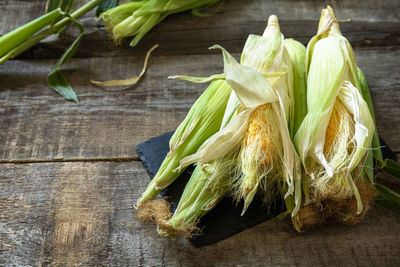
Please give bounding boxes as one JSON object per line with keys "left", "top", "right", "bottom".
{"left": 0, "top": 153, "right": 398, "bottom": 165}
{"left": 0, "top": 156, "right": 140, "bottom": 164}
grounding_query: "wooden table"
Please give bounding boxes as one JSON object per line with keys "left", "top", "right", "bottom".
{"left": 1, "top": 0, "right": 399, "bottom": 266}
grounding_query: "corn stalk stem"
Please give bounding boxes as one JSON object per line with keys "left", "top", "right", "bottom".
{"left": 0, "top": 0, "right": 103, "bottom": 64}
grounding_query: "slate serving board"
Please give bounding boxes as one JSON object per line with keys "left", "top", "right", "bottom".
{"left": 136, "top": 131, "right": 397, "bottom": 247}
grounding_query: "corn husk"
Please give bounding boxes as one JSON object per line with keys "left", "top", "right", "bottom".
{"left": 284, "top": 39, "right": 307, "bottom": 135}
{"left": 358, "top": 68, "right": 380, "bottom": 182}
{"left": 293, "top": 6, "right": 376, "bottom": 230}
{"left": 279, "top": 38, "right": 307, "bottom": 218}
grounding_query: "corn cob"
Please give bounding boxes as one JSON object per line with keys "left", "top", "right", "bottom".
{"left": 155, "top": 15, "right": 304, "bottom": 238}
{"left": 179, "top": 15, "right": 300, "bottom": 212}
{"left": 293, "top": 6, "right": 376, "bottom": 230}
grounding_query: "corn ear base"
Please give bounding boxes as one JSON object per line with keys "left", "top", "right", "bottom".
{"left": 157, "top": 159, "right": 233, "bottom": 238}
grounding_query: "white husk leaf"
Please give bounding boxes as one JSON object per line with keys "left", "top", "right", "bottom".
{"left": 338, "top": 81, "right": 374, "bottom": 171}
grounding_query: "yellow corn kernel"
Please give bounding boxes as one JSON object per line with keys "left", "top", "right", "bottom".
{"left": 245, "top": 104, "right": 275, "bottom": 166}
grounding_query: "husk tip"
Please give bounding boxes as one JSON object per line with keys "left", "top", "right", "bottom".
{"left": 267, "top": 15, "right": 279, "bottom": 27}
{"left": 209, "top": 44, "right": 222, "bottom": 50}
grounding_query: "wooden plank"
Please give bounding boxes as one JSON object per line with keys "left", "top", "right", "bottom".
{"left": 0, "top": 0, "right": 399, "bottom": 60}
{"left": 0, "top": 162, "right": 55, "bottom": 265}
{"left": 0, "top": 1, "right": 46, "bottom": 34}
{"left": 0, "top": 161, "right": 399, "bottom": 266}
{"left": 0, "top": 49, "right": 399, "bottom": 162}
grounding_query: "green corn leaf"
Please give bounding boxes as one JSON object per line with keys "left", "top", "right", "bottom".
{"left": 380, "top": 159, "right": 400, "bottom": 180}
{"left": 47, "top": 14, "right": 84, "bottom": 103}
{"left": 358, "top": 68, "right": 383, "bottom": 163}
{"left": 96, "top": 0, "right": 119, "bottom": 17}
{"left": 375, "top": 183, "right": 400, "bottom": 216}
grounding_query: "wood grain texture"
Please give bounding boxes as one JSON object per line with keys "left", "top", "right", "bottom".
{"left": 0, "top": 0, "right": 399, "bottom": 60}
{"left": 0, "top": 0, "right": 399, "bottom": 265}
{"left": 0, "top": 161, "right": 399, "bottom": 266}
{"left": 0, "top": 49, "right": 399, "bottom": 162}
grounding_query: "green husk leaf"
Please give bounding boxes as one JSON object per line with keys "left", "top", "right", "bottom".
{"left": 283, "top": 38, "right": 307, "bottom": 135}
{"left": 47, "top": 14, "right": 84, "bottom": 103}
{"left": 339, "top": 81, "right": 375, "bottom": 172}
{"left": 280, "top": 39, "right": 306, "bottom": 218}
{"left": 358, "top": 68, "right": 383, "bottom": 163}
